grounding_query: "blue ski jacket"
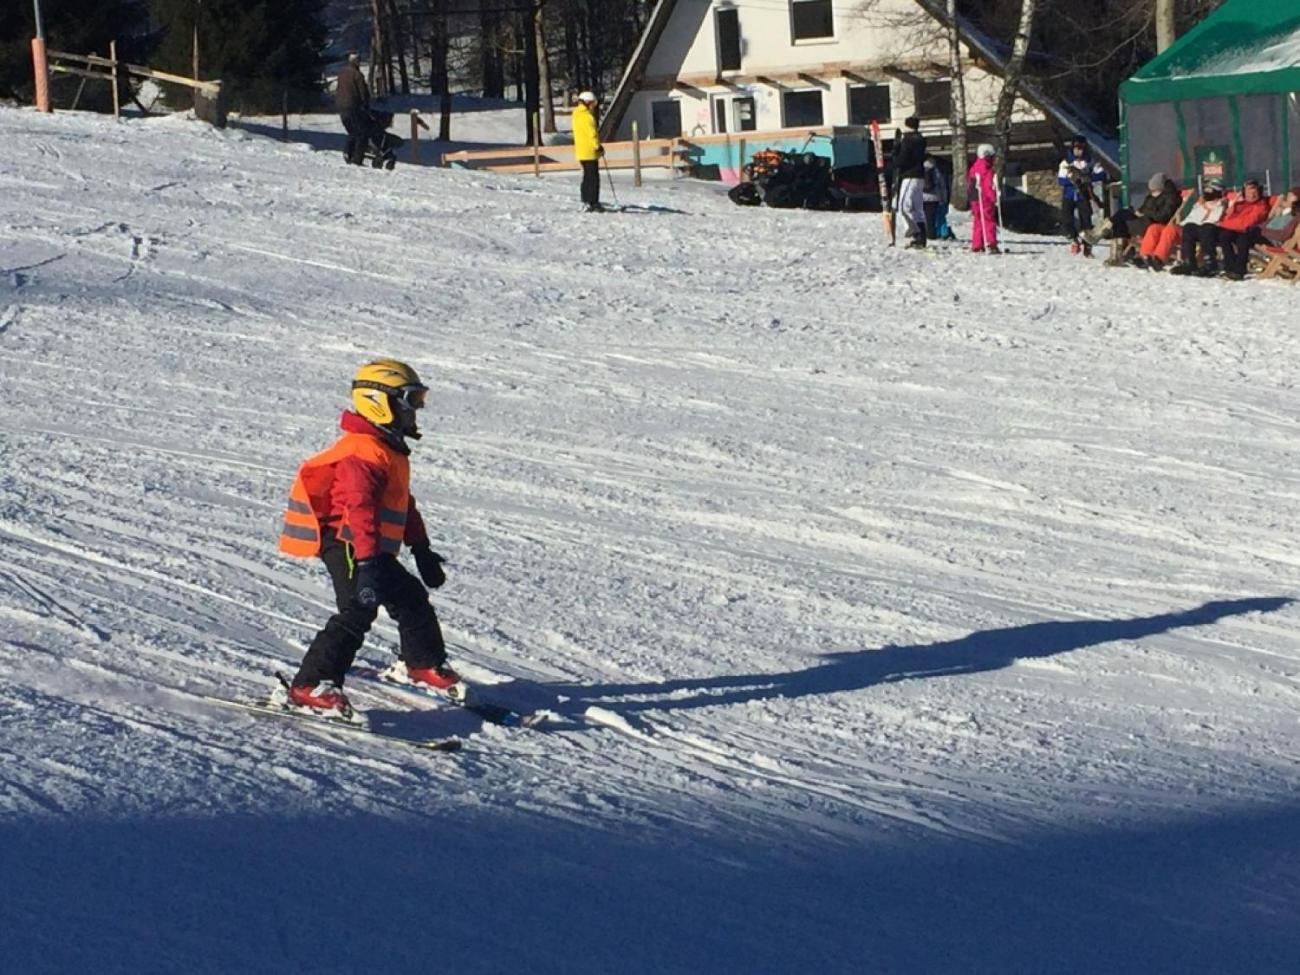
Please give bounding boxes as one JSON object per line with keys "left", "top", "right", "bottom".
{"left": 1058, "top": 152, "right": 1106, "bottom": 203}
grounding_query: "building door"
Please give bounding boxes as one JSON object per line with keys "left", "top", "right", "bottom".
{"left": 733, "top": 96, "right": 757, "bottom": 132}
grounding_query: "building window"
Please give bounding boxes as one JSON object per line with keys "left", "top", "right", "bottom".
{"left": 734, "top": 96, "right": 757, "bottom": 131}
{"left": 791, "top": 0, "right": 834, "bottom": 41}
{"left": 713, "top": 98, "right": 728, "bottom": 134}
{"left": 849, "top": 84, "right": 891, "bottom": 125}
{"left": 916, "top": 80, "right": 952, "bottom": 119}
{"left": 716, "top": 8, "right": 741, "bottom": 72}
{"left": 782, "top": 89, "right": 824, "bottom": 128}
{"left": 651, "top": 99, "right": 682, "bottom": 138}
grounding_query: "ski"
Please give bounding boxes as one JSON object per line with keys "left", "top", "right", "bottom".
{"left": 202, "top": 691, "right": 463, "bottom": 752}
{"left": 869, "top": 119, "right": 894, "bottom": 246}
{"left": 350, "top": 664, "right": 552, "bottom": 729}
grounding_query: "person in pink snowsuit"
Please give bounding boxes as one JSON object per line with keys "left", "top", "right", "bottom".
{"left": 967, "top": 144, "right": 1000, "bottom": 253}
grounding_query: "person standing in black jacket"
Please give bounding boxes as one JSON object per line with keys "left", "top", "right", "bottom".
{"left": 336, "top": 53, "right": 371, "bottom": 166}
{"left": 893, "top": 116, "right": 928, "bottom": 248}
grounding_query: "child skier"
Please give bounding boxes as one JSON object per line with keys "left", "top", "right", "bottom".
{"left": 1058, "top": 135, "right": 1107, "bottom": 256}
{"left": 922, "top": 155, "right": 957, "bottom": 242}
{"left": 967, "top": 144, "right": 1000, "bottom": 254}
{"left": 277, "top": 359, "right": 460, "bottom": 716}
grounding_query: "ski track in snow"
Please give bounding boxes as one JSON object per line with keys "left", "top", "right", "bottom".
{"left": 1, "top": 106, "right": 1298, "bottom": 973}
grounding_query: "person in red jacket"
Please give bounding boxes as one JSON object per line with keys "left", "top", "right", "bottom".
{"left": 1217, "top": 178, "right": 1277, "bottom": 280}
{"left": 277, "top": 359, "right": 460, "bottom": 716}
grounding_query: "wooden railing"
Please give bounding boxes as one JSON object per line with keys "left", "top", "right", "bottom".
{"left": 442, "top": 125, "right": 846, "bottom": 179}
{"left": 47, "top": 47, "right": 225, "bottom": 126}
{"left": 442, "top": 134, "right": 682, "bottom": 177}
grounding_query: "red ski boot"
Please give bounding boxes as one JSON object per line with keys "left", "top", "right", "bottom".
{"left": 406, "top": 663, "right": 468, "bottom": 701}
{"left": 287, "top": 680, "right": 353, "bottom": 718}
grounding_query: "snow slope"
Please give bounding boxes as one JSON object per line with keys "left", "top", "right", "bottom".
{"left": 1, "top": 106, "right": 1298, "bottom": 974}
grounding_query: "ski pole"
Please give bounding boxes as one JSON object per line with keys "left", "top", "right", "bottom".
{"left": 994, "top": 177, "right": 1005, "bottom": 232}
{"left": 975, "top": 173, "right": 989, "bottom": 248}
{"left": 602, "top": 154, "right": 621, "bottom": 208}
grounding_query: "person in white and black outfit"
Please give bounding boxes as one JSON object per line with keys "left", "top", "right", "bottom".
{"left": 893, "top": 116, "right": 928, "bottom": 249}
{"left": 1169, "top": 179, "right": 1228, "bottom": 276}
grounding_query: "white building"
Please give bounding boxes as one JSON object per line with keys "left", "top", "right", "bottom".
{"left": 603, "top": 0, "right": 1117, "bottom": 170}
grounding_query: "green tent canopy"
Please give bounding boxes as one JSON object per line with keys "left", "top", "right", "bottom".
{"left": 1119, "top": 0, "right": 1300, "bottom": 201}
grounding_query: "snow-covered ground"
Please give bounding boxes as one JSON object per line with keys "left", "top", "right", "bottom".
{"left": 2, "top": 106, "right": 1298, "bottom": 974}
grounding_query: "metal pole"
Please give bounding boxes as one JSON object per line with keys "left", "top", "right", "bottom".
{"left": 31, "top": 0, "right": 52, "bottom": 113}
{"left": 602, "top": 154, "right": 620, "bottom": 208}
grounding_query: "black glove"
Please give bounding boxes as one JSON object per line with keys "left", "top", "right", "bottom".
{"left": 412, "top": 545, "right": 447, "bottom": 589}
{"left": 596, "top": 146, "right": 605, "bottom": 158}
{"left": 354, "top": 558, "right": 383, "bottom": 608}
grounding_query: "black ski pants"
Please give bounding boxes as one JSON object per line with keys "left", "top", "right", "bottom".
{"left": 1109, "top": 208, "right": 1151, "bottom": 242}
{"left": 294, "top": 538, "right": 446, "bottom": 687}
{"left": 923, "top": 201, "right": 941, "bottom": 240}
{"left": 1219, "top": 226, "right": 1262, "bottom": 276}
{"left": 1061, "top": 195, "right": 1094, "bottom": 240}
{"left": 1180, "top": 222, "right": 1221, "bottom": 267}
{"left": 580, "top": 160, "right": 601, "bottom": 207}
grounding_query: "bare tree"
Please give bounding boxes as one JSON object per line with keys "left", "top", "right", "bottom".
{"left": 535, "top": 2, "right": 555, "bottom": 133}
{"left": 1155, "top": 0, "right": 1176, "bottom": 52}
{"left": 946, "top": 0, "right": 970, "bottom": 209}
{"left": 431, "top": 0, "right": 451, "bottom": 140}
{"left": 992, "top": 0, "right": 1038, "bottom": 170}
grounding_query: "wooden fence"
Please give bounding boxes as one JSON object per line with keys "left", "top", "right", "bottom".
{"left": 442, "top": 124, "right": 851, "bottom": 183}
{"left": 47, "top": 47, "right": 225, "bottom": 127}
{"left": 442, "top": 127, "right": 682, "bottom": 181}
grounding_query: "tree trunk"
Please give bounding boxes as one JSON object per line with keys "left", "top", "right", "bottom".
{"left": 431, "top": 0, "right": 451, "bottom": 140}
{"left": 368, "top": 0, "right": 387, "bottom": 98}
{"left": 993, "top": 0, "right": 1038, "bottom": 176}
{"left": 947, "top": 0, "right": 970, "bottom": 210}
{"left": 523, "top": 9, "right": 540, "bottom": 143}
{"left": 536, "top": 2, "right": 555, "bottom": 133}
{"left": 1155, "top": 0, "right": 1176, "bottom": 53}
{"left": 387, "top": 0, "right": 409, "bottom": 95}
{"left": 583, "top": 0, "right": 604, "bottom": 103}
{"left": 481, "top": 7, "right": 503, "bottom": 99}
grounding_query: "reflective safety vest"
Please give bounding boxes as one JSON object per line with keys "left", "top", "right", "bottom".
{"left": 278, "top": 432, "right": 410, "bottom": 558}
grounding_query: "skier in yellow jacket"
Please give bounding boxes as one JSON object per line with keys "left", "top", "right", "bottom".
{"left": 573, "top": 91, "right": 604, "bottom": 212}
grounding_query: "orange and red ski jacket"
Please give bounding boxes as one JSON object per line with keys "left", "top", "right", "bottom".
{"left": 279, "top": 411, "right": 429, "bottom": 561}
{"left": 1218, "top": 196, "right": 1271, "bottom": 234}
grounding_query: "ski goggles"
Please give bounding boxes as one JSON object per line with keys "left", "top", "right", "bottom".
{"left": 354, "top": 379, "right": 428, "bottom": 410}
{"left": 396, "top": 384, "right": 427, "bottom": 410}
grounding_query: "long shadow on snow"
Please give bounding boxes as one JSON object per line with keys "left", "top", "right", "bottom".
{"left": 236, "top": 118, "right": 529, "bottom": 168}
{"left": 538, "top": 597, "right": 1291, "bottom": 716}
{"left": 3, "top": 800, "right": 1298, "bottom": 974}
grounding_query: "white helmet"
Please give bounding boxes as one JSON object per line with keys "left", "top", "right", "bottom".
{"left": 576, "top": 91, "right": 596, "bottom": 104}
{"left": 976, "top": 143, "right": 996, "bottom": 159}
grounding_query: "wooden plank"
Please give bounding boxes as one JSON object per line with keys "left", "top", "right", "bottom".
{"left": 449, "top": 158, "right": 677, "bottom": 175}
{"left": 444, "top": 137, "right": 677, "bottom": 164}
{"left": 48, "top": 49, "right": 217, "bottom": 93}
{"left": 110, "top": 41, "right": 120, "bottom": 118}
{"left": 442, "top": 147, "right": 676, "bottom": 167}
{"left": 49, "top": 64, "right": 111, "bottom": 82}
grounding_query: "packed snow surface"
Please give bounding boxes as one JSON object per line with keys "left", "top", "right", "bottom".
{"left": 1, "top": 107, "right": 1298, "bottom": 974}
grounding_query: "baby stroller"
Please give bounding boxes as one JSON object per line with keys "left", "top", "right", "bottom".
{"left": 350, "top": 109, "right": 404, "bottom": 170}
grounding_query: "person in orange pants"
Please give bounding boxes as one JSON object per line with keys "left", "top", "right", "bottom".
{"left": 1140, "top": 220, "right": 1182, "bottom": 268}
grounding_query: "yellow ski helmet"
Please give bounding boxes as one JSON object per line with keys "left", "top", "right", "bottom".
{"left": 350, "top": 359, "right": 428, "bottom": 437}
